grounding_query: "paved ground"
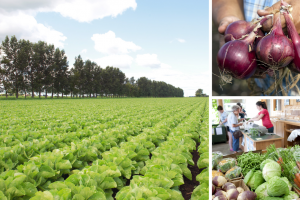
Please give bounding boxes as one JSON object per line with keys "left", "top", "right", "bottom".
{"left": 212, "top": 142, "right": 243, "bottom": 156}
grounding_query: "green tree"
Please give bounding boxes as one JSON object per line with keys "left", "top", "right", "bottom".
{"left": 195, "top": 89, "right": 203, "bottom": 97}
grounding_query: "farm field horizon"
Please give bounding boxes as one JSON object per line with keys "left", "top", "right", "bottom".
{"left": 0, "top": 97, "right": 208, "bottom": 200}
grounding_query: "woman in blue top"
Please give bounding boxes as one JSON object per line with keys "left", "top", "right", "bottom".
{"left": 212, "top": 0, "right": 300, "bottom": 96}
{"left": 217, "top": 105, "right": 233, "bottom": 151}
{"left": 227, "top": 105, "right": 243, "bottom": 153}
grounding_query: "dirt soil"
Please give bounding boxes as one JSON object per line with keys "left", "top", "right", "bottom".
{"left": 180, "top": 143, "right": 202, "bottom": 200}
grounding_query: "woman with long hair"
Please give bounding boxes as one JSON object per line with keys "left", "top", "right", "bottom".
{"left": 248, "top": 101, "right": 274, "bottom": 133}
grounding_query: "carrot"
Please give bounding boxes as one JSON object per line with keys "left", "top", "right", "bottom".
{"left": 295, "top": 173, "right": 300, "bottom": 183}
{"left": 297, "top": 161, "right": 300, "bottom": 169}
{"left": 294, "top": 177, "right": 300, "bottom": 189}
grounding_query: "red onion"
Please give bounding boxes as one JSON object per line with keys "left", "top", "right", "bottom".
{"left": 217, "top": 24, "right": 261, "bottom": 80}
{"left": 281, "top": 3, "right": 300, "bottom": 73}
{"left": 224, "top": 20, "right": 256, "bottom": 42}
{"left": 256, "top": 12, "right": 294, "bottom": 69}
{"left": 224, "top": 17, "right": 269, "bottom": 43}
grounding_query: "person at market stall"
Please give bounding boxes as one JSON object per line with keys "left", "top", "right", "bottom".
{"left": 212, "top": 0, "right": 300, "bottom": 96}
{"left": 227, "top": 105, "right": 244, "bottom": 153}
{"left": 237, "top": 102, "right": 247, "bottom": 120}
{"left": 248, "top": 101, "right": 274, "bottom": 133}
{"left": 217, "top": 105, "right": 233, "bottom": 151}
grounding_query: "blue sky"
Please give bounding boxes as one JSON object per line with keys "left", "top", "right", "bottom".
{"left": 0, "top": 0, "right": 209, "bottom": 96}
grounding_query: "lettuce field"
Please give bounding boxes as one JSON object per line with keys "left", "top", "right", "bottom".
{"left": 0, "top": 98, "right": 209, "bottom": 200}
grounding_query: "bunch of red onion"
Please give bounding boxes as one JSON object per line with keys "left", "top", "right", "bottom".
{"left": 217, "top": 0, "right": 300, "bottom": 83}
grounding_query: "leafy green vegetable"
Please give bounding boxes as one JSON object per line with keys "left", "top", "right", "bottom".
{"left": 237, "top": 151, "right": 266, "bottom": 175}
{"left": 247, "top": 170, "right": 265, "bottom": 190}
{"left": 263, "top": 162, "right": 281, "bottom": 182}
{"left": 267, "top": 176, "right": 289, "bottom": 197}
{"left": 283, "top": 191, "right": 299, "bottom": 200}
{"left": 255, "top": 182, "right": 269, "bottom": 200}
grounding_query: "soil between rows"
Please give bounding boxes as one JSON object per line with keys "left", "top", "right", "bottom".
{"left": 179, "top": 142, "right": 202, "bottom": 200}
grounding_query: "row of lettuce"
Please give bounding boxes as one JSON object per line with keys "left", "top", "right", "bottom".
{"left": 212, "top": 144, "right": 300, "bottom": 200}
{"left": 0, "top": 98, "right": 208, "bottom": 199}
{"left": 190, "top": 101, "right": 209, "bottom": 200}
{"left": 0, "top": 101, "right": 190, "bottom": 173}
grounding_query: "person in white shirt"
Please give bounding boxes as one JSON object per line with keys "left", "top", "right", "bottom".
{"left": 227, "top": 105, "right": 243, "bottom": 153}
{"left": 217, "top": 105, "right": 232, "bottom": 151}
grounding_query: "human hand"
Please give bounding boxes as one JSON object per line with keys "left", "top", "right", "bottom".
{"left": 257, "top": 0, "right": 300, "bottom": 34}
{"left": 218, "top": 16, "right": 241, "bottom": 47}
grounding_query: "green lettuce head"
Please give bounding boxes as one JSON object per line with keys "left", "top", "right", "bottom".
{"left": 283, "top": 191, "right": 299, "bottom": 200}
{"left": 255, "top": 182, "right": 268, "bottom": 200}
{"left": 263, "top": 162, "right": 281, "bottom": 181}
{"left": 267, "top": 177, "right": 289, "bottom": 197}
{"left": 280, "top": 177, "right": 292, "bottom": 191}
{"left": 247, "top": 170, "right": 265, "bottom": 190}
{"left": 264, "top": 197, "right": 284, "bottom": 200}
{"left": 260, "top": 159, "right": 276, "bottom": 171}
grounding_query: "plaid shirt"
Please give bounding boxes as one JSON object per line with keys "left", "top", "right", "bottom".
{"left": 243, "top": 0, "right": 298, "bottom": 96}
{"left": 244, "top": 0, "right": 278, "bottom": 22}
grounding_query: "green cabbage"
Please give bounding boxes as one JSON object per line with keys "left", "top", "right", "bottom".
{"left": 247, "top": 170, "right": 265, "bottom": 190}
{"left": 260, "top": 159, "right": 276, "bottom": 171}
{"left": 244, "top": 170, "right": 254, "bottom": 185}
{"left": 267, "top": 177, "right": 289, "bottom": 197}
{"left": 264, "top": 197, "right": 284, "bottom": 200}
{"left": 283, "top": 191, "right": 299, "bottom": 200}
{"left": 280, "top": 177, "right": 292, "bottom": 191}
{"left": 263, "top": 162, "right": 281, "bottom": 181}
{"left": 255, "top": 182, "right": 268, "bottom": 200}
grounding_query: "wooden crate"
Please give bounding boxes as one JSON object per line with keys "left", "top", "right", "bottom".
{"left": 230, "top": 179, "right": 250, "bottom": 191}
{"left": 226, "top": 175, "right": 243, "bottom": 182}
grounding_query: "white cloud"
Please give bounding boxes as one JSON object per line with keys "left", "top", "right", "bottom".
{"left": 94, "top": 54, "right": 133, "bottom": 69}
{"left": 0, "top": 0, "right": 137, "bottom": 47}
{"left": 0, "top": 11, "right": 67, "bottom": 47}
{"left": 54, "top": 0, "right": 137, "bottom": 23}
{"left": 0, "top": 0, "right": 137, "bottom": 22}
{"left": 91, "top": 31, "right": 141, "bottom": 55}
{"left": 177, "top": 38, "right": 185, "bottom": 43}
{"left": 136, "top": 54, "right": 162, "bottom": 68}
{"left": 81, "top": 49, "right": 87, "bottom": 54}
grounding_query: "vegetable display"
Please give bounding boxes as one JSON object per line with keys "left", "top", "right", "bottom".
{"left": 237, "top": 151, "right": 266, "bottom": 175}
{"left": 0, "top": 98, "right": 209, "bottom": 200}
{"left": 212, "top": 142, "right": 300, "bottom": 200}
{"left": 216, "top": 0, "right": 300, "bottom": 95}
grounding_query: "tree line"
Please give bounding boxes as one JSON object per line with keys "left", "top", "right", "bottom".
{"left": 195, "top": 89, "right": 207, "bottom": 97}
{"left": 0, "top": 36, "right": 184, "bottom": 98}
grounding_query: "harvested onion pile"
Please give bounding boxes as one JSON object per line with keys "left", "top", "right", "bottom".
{"left": 217, "top": 0, "right": 300, "bottom": 95}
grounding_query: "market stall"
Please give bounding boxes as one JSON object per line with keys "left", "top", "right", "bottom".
{"left": 239, "top": 131, "right": 283, "bottom": 152}
{"left": 212, "top": 144, "right": 300, "bottom": 200}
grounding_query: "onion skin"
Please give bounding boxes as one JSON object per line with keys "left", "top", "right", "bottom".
{"left": 225, "top": 20, "right": 256, "bottom": 43}
{"left": 256, "top": 13, "right": 294, "bottom": 69}
{"left": 283, "top": 11, "right": 300, "bottom": 73}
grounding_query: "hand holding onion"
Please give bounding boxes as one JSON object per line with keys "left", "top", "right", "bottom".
{"left": 216, "top": 0, "right": 300, "bottom": 89}
{"left": 258, "top": 0, "right": 300, "bottom": 34}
